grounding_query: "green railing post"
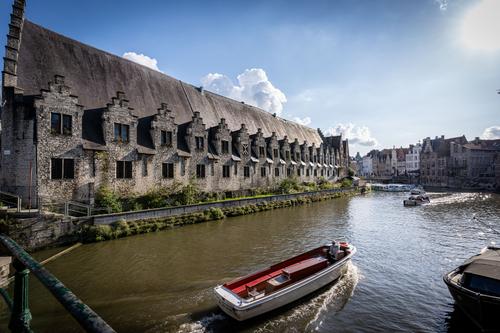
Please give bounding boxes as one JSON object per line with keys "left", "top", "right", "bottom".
{"left": 8, "top": 259, "right": 32, "bottom": 333}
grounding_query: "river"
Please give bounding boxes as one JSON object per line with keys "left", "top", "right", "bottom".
{"left": 1, "top": 191, "right": 499, "bottom": 332}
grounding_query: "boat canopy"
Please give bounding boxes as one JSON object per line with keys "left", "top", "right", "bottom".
{"left": 461, "top": 247, "right": 500, "bottom": 280}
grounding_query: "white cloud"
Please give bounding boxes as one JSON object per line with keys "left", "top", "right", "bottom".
{"left": 201, "top": 68, "right": 287, "bottom": 115}
{"left": 460, "top": 0, "right": 500, "bottom": 51}
{"left": 123, "top": 52, "right": 163, "bottom": 72}
{"left": 482, "top": 126, "right": 500, "bottom": 139}
{"left": 435, "top": 0, "right": 448, "bottom": 11}
{"left": 325, "top": 123, "right": 378, "bottom": 147}
{"left": 293, "top": 116, "right": 312, "bottom": 126}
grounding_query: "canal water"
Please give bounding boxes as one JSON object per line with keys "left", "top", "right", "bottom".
{"left": 1, "top": 191, "right": 499, "bottom": 333}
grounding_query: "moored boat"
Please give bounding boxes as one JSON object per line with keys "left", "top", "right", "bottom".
{"left": 214, "top": 242, "right": 356, "bottom": 321}
{"left": 443, "top": 246, "right": 500, "bottom": 332}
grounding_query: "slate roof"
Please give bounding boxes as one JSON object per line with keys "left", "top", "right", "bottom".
{"left": 16, "top": 20, "right": 322, "bottom": 146}
{"left": 422, "top": 136, "right": 468, "bottom": 157}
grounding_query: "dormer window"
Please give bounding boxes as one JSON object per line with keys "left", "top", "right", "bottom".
{"left": 259, "top": 146, "right": 265, "bottom": 158}
{"left": 50, "top": 112, "right": 72, "bottom": 135}
{"left": 114, "top": 123, "right": 129, "bottom": 143}
{"left": 221, "top": 140, "right": 229, "bottom": 154}
{"left": 195, "top": 136, "right": 204, "bottom": 150}
{"left": 161, "top": 130, "right": 173, "bottom": 146}
{"left": 285, "top": 151, "right": 290, "bottom": 160}
{"left": 273, "top": 149, "right": 279, "bottom": 158}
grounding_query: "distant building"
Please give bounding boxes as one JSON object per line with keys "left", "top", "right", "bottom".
{"left": 395, "top": 147, "right": 408, "bottom": 176}
{"left": 449, "top": 138, "right": 500, "bottom": 190}
{"left": 405, "top": 143, "right": 421, "bottom": 173}
{"left": 421, "top": 135, "right": 468, "bottom": 187}
{"left": 362, "top": 150, "right": 376, "bottom": 177}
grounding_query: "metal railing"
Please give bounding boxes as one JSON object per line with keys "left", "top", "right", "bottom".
{"left": 64, "top": 201, "right": 91, "bottom": 217}
{"left": 0, "top": 192, "right": 22, "bottom": 213}
{"left": 0, "top": 234, "right": 115, "bottom": 333}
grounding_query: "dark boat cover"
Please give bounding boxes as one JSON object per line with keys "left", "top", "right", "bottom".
{"left": 461, "top": 247, "right": 500, "bottom": 280}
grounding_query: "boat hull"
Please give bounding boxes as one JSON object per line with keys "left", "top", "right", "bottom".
{"left": 444, "top": 270, "right": 500, "bottom": 332}
{"left": 214, "top": 249, "right": 354, "bottom": 321}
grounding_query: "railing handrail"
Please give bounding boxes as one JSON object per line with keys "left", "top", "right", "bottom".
{"left": 0, "top": 234, "right": 115, "bottom": 333}
{"left": 0, "top": 191, "right": 22, "bottom": 212}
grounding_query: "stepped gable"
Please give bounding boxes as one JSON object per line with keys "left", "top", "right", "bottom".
{"left": 15, "top": 20, "right": 322, "bottom": 146}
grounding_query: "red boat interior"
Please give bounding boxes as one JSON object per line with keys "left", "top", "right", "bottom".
{"left": 224, "top": 245, "right": 349, "bottom": 299}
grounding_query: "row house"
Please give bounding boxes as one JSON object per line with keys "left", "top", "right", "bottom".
{"left": 420, "top": 135, "right": 468, "bottom": 187}
{"left": 405, "top": 143, "right": 421, "bottom": 174}
{"left": 448, "top": 138, "right": 500, "bottom": 190}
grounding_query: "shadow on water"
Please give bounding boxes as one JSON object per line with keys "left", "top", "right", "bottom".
{"left": 444, "top": 304, "right": 481, "bottom": 333}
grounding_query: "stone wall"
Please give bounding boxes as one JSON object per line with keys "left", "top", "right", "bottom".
{"left": 1, "top": 75, "right": 350, "bottom": 207}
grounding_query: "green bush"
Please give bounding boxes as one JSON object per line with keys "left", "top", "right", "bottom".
{"left": 341, "top": 178, "right": 353, "bottom": 188}
{"left": 173, "top": 180, "right": 199, "bottom": 206}
{"left": 277, "top": 178, "right": 301, "bottom": 194}
{"left": 136, "top": 187, "right": 169, "bottom": 209}
{"left": 95, "top": 186, "right": 122, "bottom": 213}
{"left": 348, "top": 168, "right": 355, "bottom": 177}
{"left": 205, "top": 207, "right": 225, "bottom": 220}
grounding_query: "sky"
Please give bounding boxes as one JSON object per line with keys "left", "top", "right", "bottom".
{"left": 1, "top": 0, "right": 499, "bottom": 155}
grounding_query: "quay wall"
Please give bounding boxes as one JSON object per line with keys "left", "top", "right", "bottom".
{"left": 3, "top": 187, "right": 360, "bottom": 251}
{"left": 92, "top": 187, "right": 357, "bottom": 225}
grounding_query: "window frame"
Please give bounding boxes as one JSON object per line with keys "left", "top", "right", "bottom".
{"left": 50, "top": 112, "right": 72, "bottom": 136}
{"left": 195, "top": 136, "right": 205, "bottom": 150}
{"left": 114, "top": 123, "right": 130, "bottom": 143}
{"left": 162, "top": 162, "right": 174, "bottom": 179}
{"left": 259, "top": 146, "right": 265, "bottom": 158}
{"left": 51, "top": 158, "right": 75, "bottom": 180}
{"left": 222, "top": 165, "right": 230, "bottom": 178}
{"left": 160, "top": 130, "right": 173, "bottom": 147}
{"left": 116, "top": 160, "right": 133, "bottom": 179}
{"left": 244, "top": 166, "right": 250, "bottom": 178}
{"left": 221, "top": 140, "right": 230, "bottom": 154}
{"left": 196, "top": 164, "right": 206, "bottom": 178}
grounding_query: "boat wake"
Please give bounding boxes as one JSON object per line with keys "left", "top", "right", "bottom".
{"left": 427, "top": 192, "right": 490, "bottom": 206}
{"left": 176, "top": 313, "right": 226, "bottom": 333}
{"left": 306, "top": 262, "right": 360, "bottom": 331}
{"left": 254, "top": 262, "right": 360, "bottom": 333}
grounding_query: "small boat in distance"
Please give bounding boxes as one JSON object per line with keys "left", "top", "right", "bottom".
{"left": 403, "top": 194, "right": 430, "bottom": 206}
{"left": 443, "top": 246, "right": 500, "bottom": 331}
{"left": 214, "top": 242, "right": 356, "bottom": 321}
{"left": 410, "top": 187, "right": 425, "bottom": 195}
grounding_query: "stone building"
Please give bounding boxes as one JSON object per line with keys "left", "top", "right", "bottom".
{"left": 395, "top": 147, "right": 408, "bottom": 176}
{"left": 448, "top": 138, "right": 500, "bottom": 190}
{"left": 0, "top": 1, "right": 350, "bottom": 207}
{"left": 420, "top": 135, "right": 468, "bottom": 187}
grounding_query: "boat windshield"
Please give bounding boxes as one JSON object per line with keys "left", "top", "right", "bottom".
{"left": 464, "top": 273, "right": 500, "bottom": 297}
